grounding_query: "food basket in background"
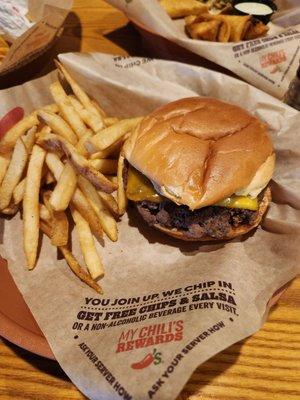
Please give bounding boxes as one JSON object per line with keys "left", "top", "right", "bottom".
{"left": 107, "top": 0, "right": 300, "bottom": 99}
{"left": 0, "top": 0, "right": 72, "bottom": 88}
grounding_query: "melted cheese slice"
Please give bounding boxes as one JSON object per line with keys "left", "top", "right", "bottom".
{"left": 126, "top": 166, "right": 163, "bottom": 203}
{"left": 126, "top": 166, "right": 258, "bottom": 210}
{"left": 215, "top": 196, "right": 258, "bottom": 210}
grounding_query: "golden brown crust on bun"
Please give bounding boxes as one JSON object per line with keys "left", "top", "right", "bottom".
{"left": 124, "top": 97, "right": 274, "bottom": 210}
{"left": 152, "top": 187, "right": 271, "bottom": 241}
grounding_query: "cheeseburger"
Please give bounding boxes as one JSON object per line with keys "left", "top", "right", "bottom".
{"left": 123, "top": 97, "right": 275, "bottom": 241}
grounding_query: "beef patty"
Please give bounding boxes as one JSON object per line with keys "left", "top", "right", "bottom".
{"left": 136, "top": 200, "right": 258, "bottom": 239}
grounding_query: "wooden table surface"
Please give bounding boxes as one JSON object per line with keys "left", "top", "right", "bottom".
{"left": 0, "top": 1, "right": 299, "bottom": 399}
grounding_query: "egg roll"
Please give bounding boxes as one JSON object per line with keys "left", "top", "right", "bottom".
{"left": 185, "top": 14, "right": 198, "bottom": 25}
{"left": 186, "top": 19, "right": 222, "bottom": 41}
{"left": 216, "top": 15, "right": 252, "bottom": 41}
{"left": 218, "top": 20, "right": 231, "bottom": 42}
{"left": 244, "top": 19, "right": 269, "bottom": 40}
{"left": 160, "top": 0, "right": 208, "bottom": 19}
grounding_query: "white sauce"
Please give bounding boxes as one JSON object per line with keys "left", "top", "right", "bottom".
{"left": 235, "top": 2, "right": 273, "bottom": 15}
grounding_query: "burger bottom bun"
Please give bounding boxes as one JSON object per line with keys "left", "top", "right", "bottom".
{"left": 151, "top": 187, "right": 271, "bottom": 242}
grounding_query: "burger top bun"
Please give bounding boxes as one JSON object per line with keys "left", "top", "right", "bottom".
{"left": 124, "top": 97, "right": 275, "bottom": 210}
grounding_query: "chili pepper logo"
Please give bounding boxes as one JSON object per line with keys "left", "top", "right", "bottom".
{"left": 131, "top": 348, "right": 163, "bottom": 370}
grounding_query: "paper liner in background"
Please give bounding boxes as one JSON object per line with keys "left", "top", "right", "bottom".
{"left": 106, "top": 0, "right": 300, "bottom": 100}
{"left": 0, "top": 53, "right": 300, "bottom": 400}
{"left": 0, "top": 0, "right": 72, "bottom": 88}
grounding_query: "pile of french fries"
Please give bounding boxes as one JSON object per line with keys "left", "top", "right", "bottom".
{"left": 0, "top": 60, "right": 142, "bottom": 293}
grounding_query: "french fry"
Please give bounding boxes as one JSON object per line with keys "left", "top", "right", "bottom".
{"left": 45, "top": 153, "right": 103, "bottom": 239}
{"left": 45, "top": 170, "right": 55, "bottom": 185}
{"left": 68, "top": 94, "right": 86, "bottom": 114}
{"left": 49, "top": 211, "right": 68, "bottom": 246}
{"left": 0, "top": 139, "right": 27, "bottom": 210}
{"left": 40, "top": 221, "right": 102, "bottom": 293}
{"left": 50, "top": 80, "right": 88, "bottom": 139}
{"left": 117, "top": 152, "right": 127, "bottom": 216}
{"left": 87, "top": 117, "right": 142, "bottom": 152}
{"left": 1, "top": 203, "right": 19, "bottom": 215}
{"left": 71, "top": 208, "right": 105, "bottom": 280}
{"left": 39, "top": 132, "right": 117, "bottom": 193}
{"left": 78, "top": 176, "right": 118, "bottom": 242}
{"left": 89, "top": 159, "right": 118, "bottom": 175}
{"left": 50, "top": 210, "right": 69, "bottom": 246}
{"left": 49, "top": 162, "right": 77, "bottom": 211}
{"left": 23, "top": 145, "right": 46, "bottom": 269}
{"left": 39, "top": 204, "right": 51, "bottom": 222}
{"left": 0, "top": 153, "right": 11, "bottom": 186}
{"left": 23, "top": 125, "right": 37, "bottom": 151}
{"left": 39, "top": 125, "right": 52, "bottom": 135}
{"left": 106, "top": 175, "right": 118, "bottom": 185}
{"left": 104, "top": 117, "right": 119, "bottom": 127}
{"left": 91, "top": 99, "right": 106, "bottom": 118}
{"left": 55, "top": 60, "right": 105, "bottom": 131}
{"left": 69, "top": 95, "right": 102, "bottom": 133}
{"left": 76, "top": 131, "right": 93, "bottom": 157}
{"left": 42, "top": 191, "right": 69, "bottom": 247}
{"left": 38, "top": 103, "right": 59, "bottom": 114}
{"left": 45, "top": 152, "right": 63, "bottom": 177}
{"left": 0, "top": 127, "right": 36, "bottom": 210}
{"left": 0, "top": 113, "right": 38, "bottom": 153}
{"left": 98, "top": 190, "right": 119, "bottom": 218}
{"left": 37, "top": 110, "right": 77, "bottom": 145}
{"left": 89, "top": 139, "right": 123, "bottom": 160}
{"left": 13, "top": 177, "right": 25, "bottom": 204}
{"left": 41, "top": 191, "right": 53, "bottom": 213}
{"left": 69, "top": 95, "right": 105, "bottom": 132}
{"left": 59, "top": 244, "right": 102, "bottom": 293}
{"left": 72, "top": 188, "right": 104, "bottom": 239}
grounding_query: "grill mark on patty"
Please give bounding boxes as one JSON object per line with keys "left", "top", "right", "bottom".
{"left": 136, "top": 200, "right": 259, "bottom": 239}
